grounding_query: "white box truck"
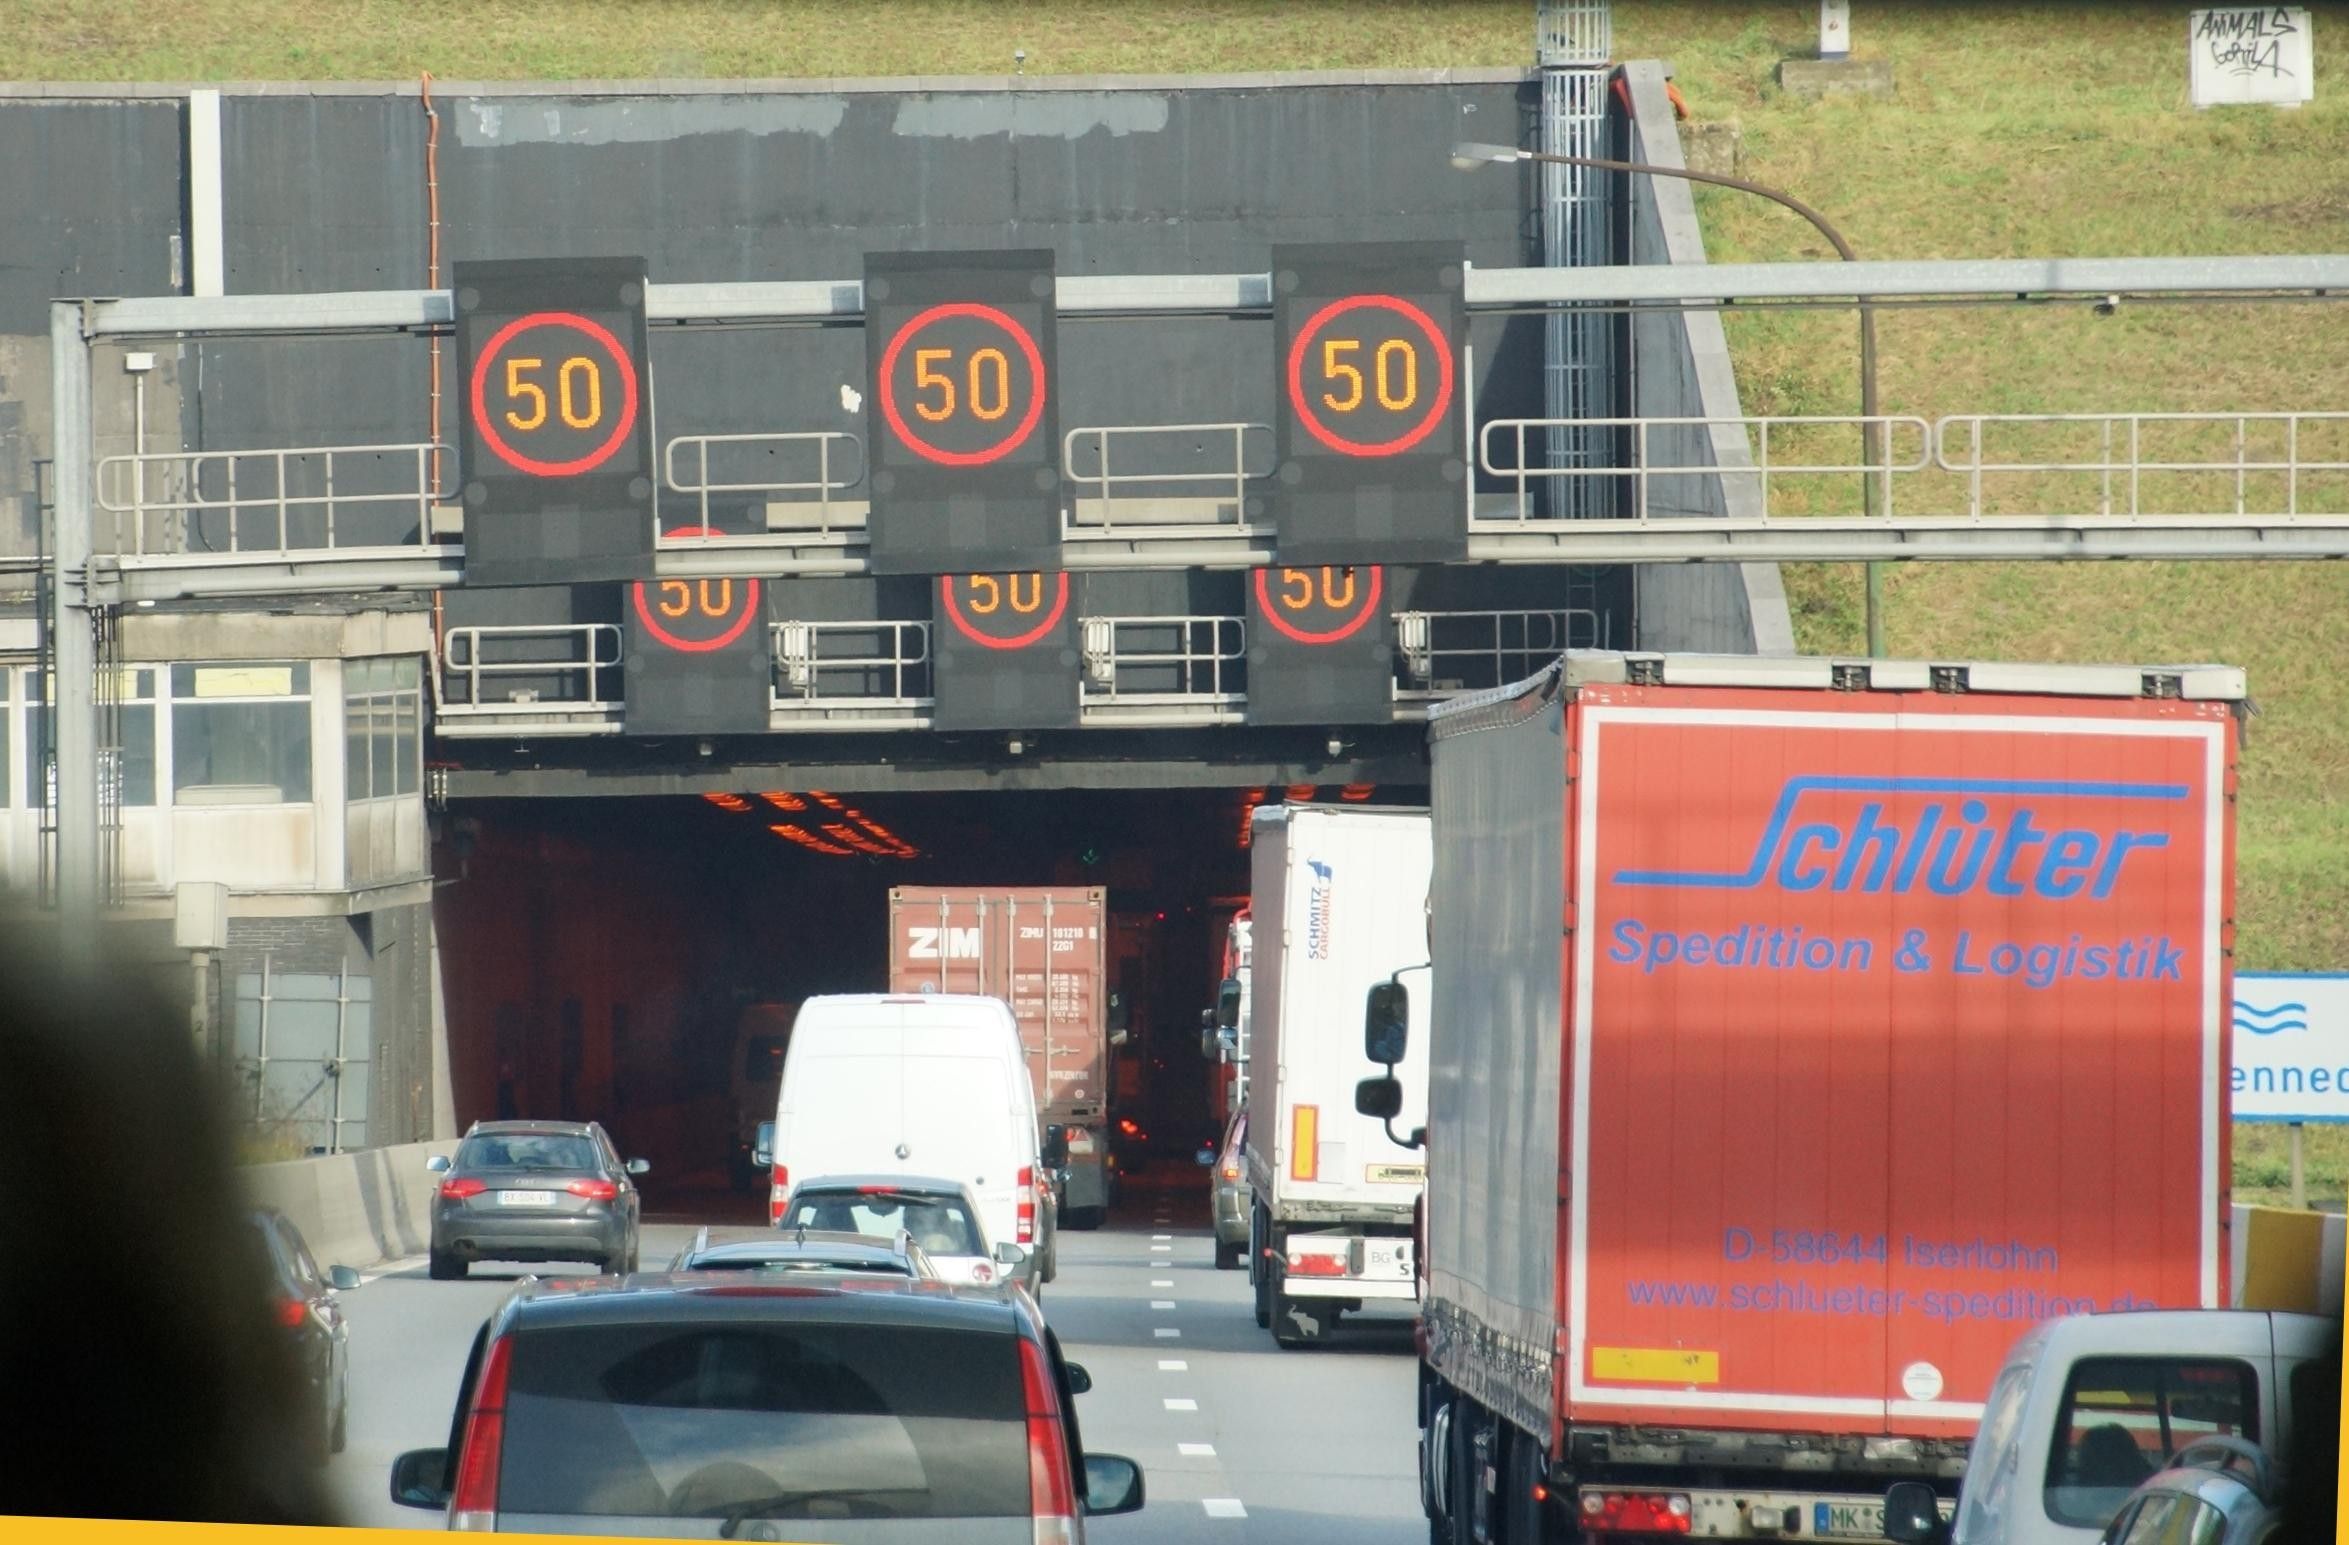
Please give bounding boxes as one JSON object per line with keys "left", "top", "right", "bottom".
{"left": 1242, "top": 803, "right": 1432, "bottom": 1348}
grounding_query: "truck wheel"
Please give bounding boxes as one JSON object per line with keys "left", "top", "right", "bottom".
{"left": 1064, "top": 1206, "right": 1105, "bottom": 1232}
{"left": 1215, "top": 1238, "right": 1243, "bottom": 1270}
{"left": 1501, "top": 1423, "right": 1550, "bottom": 1544}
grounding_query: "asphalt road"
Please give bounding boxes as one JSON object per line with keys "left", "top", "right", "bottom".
{"left": 319, "top": 1171, "right": 1424, "bottom": 1542}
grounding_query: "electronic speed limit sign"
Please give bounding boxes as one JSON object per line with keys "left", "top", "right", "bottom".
{"left": 1271, "top": 243, "right": 1467, "bottom": 565}
{"left": 930, "top": 570, "right": 1081, "bottom": 731}
{"left": 623, "top": 525, "right": 770, "bottom": 738}
{"left": 454, "top": 257, "right": 657, "bottom": 586}
{"left": 864, "top": 250, "right": 1062, "bottom": 577}
{"left": 1246, "top": 563, "right": 1395, "bottom": 726}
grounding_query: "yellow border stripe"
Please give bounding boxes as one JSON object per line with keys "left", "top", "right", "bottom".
{"left": 1592, "top": 1346, "right": 1721, "bottom": 1385}
{"left": 1290, "top": 1103, "right": 1318, "bottom": 1181}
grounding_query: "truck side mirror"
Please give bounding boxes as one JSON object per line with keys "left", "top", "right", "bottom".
{"left": 1881, "top": 1483, "right": 1948, "bottom": 1545}
{"left": 1107, "top": 988, "right": 1130, "bottom": 1034}
{"left": 1215, "top": 977, "right": 1242, "bottom": 1031}
{"left": 1365, "top": 980, "right": 1410, "bottom": 1065}
{"left": 1042, "top": 1124, "right": 1070, "bottom": 1169}
{"left": 752, "top": 1120, "right": 775, "bottom": 1170}
{"left": 1356, "top": 1075, "right": 1403, "bottom": 1121}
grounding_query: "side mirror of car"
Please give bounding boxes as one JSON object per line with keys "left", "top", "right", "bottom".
{"left": 328, "top": 1264, "right": 362, "bottom": 1292}
{"left": 625, "top": 1158, "right": 651, "bottom": 1176}
{"left": 424, "top": 1154, "right": 451, "bottom": 1174}
{"left": 1356, "top": 1075, "right": 1404, "bottom": 1121}
{"left": 752, "top": 1121, "right": 775, "bottom": 1169}
{"left": 1082, "top": 1453, "right": 1145, "bottom": 1516}
{"left": 1042, "top": 1125, "right": 1071, "bottom": 1169}
{"left": 1215, "top": 977, "right": 1243, "bottom": 1031}
{"left": 389, "top": 1447, "right": 451, "bottom": 1510}
{"left": 1364, "top": 980, "right": 1409, "bottom": 1065}
{"left": 1064, "top": 1361, "right": 1093, "bottom": 1395}
{"left": 995, "top": 1242, "right": 1029, "bottom": 1268}
{"left": 1882, "top": 1482, "right": 1949, "bottom": 1545}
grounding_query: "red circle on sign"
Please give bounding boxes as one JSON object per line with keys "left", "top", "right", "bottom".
{"left": 1285, "top": 294, "right": 1456, "bottom": 459}
{"left": 468, "top": 311, "right": 642, "bottom": 478}
{"left": 632, "top": 527, "right": 762, "bottom": 653}
{"left": 1254, "top": 565, "right": 1384, "bottom": 645}
{"left": 941, "top": 572, "right": 1071, "bottom": 651}
{"left": 876, "top": 302, "right": 1049, "bottom": 467}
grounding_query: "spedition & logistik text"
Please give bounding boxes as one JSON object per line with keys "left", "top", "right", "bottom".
{"left": 1605, "top": 921, "right": 2186, "bottom": 987}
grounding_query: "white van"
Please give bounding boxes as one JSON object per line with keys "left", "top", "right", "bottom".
{"left": 767, "top": 993, "right": 1056, "bottom": 1283}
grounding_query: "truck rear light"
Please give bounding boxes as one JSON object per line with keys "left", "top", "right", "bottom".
{"left": 768, "top": 1164, "right": 789, "bottom": 1225}
{"left": 1580, "top": 1490, "right": 1691, "bottom": 1534}
{"left": 565, "top": 1178, "right": 618, "bottom": 1203}
{"left": 1019, "top": 1337, "right": 1078, "bottom": 1544}
{"left": 449, "top": 1334, "right": 514, "bottom": 1531}
{"left": 1289, "top": 1104, "right": 1319, "bottom": 1182}
{"left": 1016, "top": 1165, "right": 1036, "bottom": 1245}
{"left": 440, "top": 1177, "right": 486, "bottom": 1200}
{"left": 1287, "top": 1243, "right": 1348, "bottom": 1277}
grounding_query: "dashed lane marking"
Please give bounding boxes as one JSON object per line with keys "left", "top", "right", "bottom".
{"left": 1203, "top": 1499, "right": 1248, "bottom": 1519}
{"left": 1152, "top": 1279, "right": 1175, "bottom": 1288}
{"left": 1152, "top": 1234, "right": 1172, "bottom": 1241}
{"left": 1157, "top": 1359, "right": 1187, "bottom": 1371}
{"left": 1178, "top": 1442, "right": 1216, "bottom": 1457}
{"left": 1152, "top": 1299, "right": 1177, "bottom": 1309}
{"left": 1164, "top": 1397, "right": 1198, "bottom": 1411}
{"left": 1153, "top": 1327, "right": 1182, "bottom": 1338}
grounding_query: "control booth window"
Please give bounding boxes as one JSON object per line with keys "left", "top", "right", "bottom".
{"left": 23, "top": 668, "right": 158, "bottom": 809}
{"left": 173, "top": 662, "right": 313, "bottom": 805}
{"left": 0, "top": 666, "right": 11, "bottom": 808}
{"left": 2042, "top": 1357, "right": 2257, "bottom": 1527}
{"left": 344, "top": 656, "right": 422, "bottom": 801}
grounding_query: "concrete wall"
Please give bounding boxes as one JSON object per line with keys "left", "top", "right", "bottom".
{"left": 1618, "top": 62, "right": 1796, "bottom": 657}
{"left": 240, "top": 1136, "right": 455, "bottom": 1270}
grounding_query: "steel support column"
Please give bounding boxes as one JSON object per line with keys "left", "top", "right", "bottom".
{"left": 47, "top": 301, "right": 100, "bottom": 971}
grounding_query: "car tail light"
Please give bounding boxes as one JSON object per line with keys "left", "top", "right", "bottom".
{"left": 1016, "top": 1165, "right": 1036, "bottom": 1246}
{"left": 440, "top": 1177, "right": 486, "bottom": 1200}
{"left": 274, "top": 1297, "right": 309, "bottom": 1329}
{"left": 1221, "top": 1161, "right": 1241, "bottom": 1181}
{"left": 1580, "top": 1490, "right": 1691, "bottom": 1535}
{"left": 565, "top": 1178, "right": 619, "bottom": 1203}
{"left": 450, "top": 1334, "right": 514, "bottom": 1531}
{"left": 1019, "top": 1337, "right": 1078, "bottom": 1545}
{"left": 768, "top": 1163, "right": 789, "bottom": 1225}
{"left": 1287, "top": 1245, "right": 1348, "bottom": 1278}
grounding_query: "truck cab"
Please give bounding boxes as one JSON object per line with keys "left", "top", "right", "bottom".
{"left": 1887, "top": 1310, "right": 2335, "bottom": 1545}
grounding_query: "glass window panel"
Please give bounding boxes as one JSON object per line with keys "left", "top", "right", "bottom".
{"left": 172, "top": 662, "right": 310, "bottom": 700}
{"left": 173, "top": 700, "right": 312, "bottom": 803}
{"left": 2045, "top": 1358, "right": 2257, "bottom": 1527}
{"left": 267, "top": 997, "right": 341, "bottom": 1062}
{"left": 1, "top": 695, "right": 11, "bottom": 812}
{"left": 370, "top": 699, "right": 395, "bottom": 799}
{"left": 23, "top": 703, "right": 49, "bottom": 808}
{"left": 346, "top": 694, "right": 370, "bottom": 799}
{"left": 118, "top": 702, "right": 156, "bottom": 807}
{"left": 394, "top": 656, "right": 421, "bottom": 691}
{"left": 394, "top": 694, "right": 420, "bottom": 795}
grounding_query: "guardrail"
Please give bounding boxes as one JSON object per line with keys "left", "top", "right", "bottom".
{"left": 662, "top": 431, "right": 867, "bottom": 541}
{"left": 1935, "top": 411, "right": 2349, "bottom": 518}
{"left": 1081, "top": 614, "right": 1247, "bottom": 704}
{"left": 435, "top": 623, "right": 623, "bottom": 716}
{"left": 1062, "top": 423, "right": 1274, "bottom": 537}
{"left": 773, "top": 619, "right": 932, "bottom": 710}
{"left": 1476, "top": 415, "right": 1932, "bottom": 524}
{"left": 96, "top": 441, "right": 454, "bottom": 557}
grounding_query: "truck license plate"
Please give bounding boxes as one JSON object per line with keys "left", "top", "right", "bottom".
{"left": 497, "top": 1190, "right": 556, "bottom": 1207}
{"left": 1367, "top": 1242, "right": 1412, "bottom": 1276}
{"left": 1813, "top": 1501, "right": 1885, "bottom": 1539}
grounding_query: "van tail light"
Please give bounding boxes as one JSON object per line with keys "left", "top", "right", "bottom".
{"left": 450, "top": 1334, "right": 514, "bottom": 1531}
{"left": 440, "top": 1177, "right": 487, "bottom": 1200}
{"left": 1016, "top": 1165, "right": 1036, "bottom": 1246}
{"left": 768, "top": 1164, "right": 790, "bottom": 1225}
{"left": 564, "top": 1178, "right": 618, "bottom": 1203}
{"left": 274, "top": 1297, "right": 309, "bottom": 1329}
{"left": 1019, "top": 1337, "right": 1078, "bottom": 1545}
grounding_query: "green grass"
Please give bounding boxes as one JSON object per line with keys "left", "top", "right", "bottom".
{"left": 10, "top": 1, "right": 2345, "bottom": 1189}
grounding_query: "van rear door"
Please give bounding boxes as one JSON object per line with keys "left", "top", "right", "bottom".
{"left": 901, "top": 1053, "right": 1023, "bottom": 1243}
{"left": 779, "top": 1051, "right": 904, "bottom": 1178}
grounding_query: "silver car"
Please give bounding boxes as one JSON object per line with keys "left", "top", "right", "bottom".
{"left": 426, "top": 1120, "right": 648, "bottom": 1278}
{"left": 669, "top": 1226, "right": 942, "bottom": 1281}
{"left": 779, "top": 1175, "right": 1035, "bottom": 1294}
{"left": 1211, "top": 1110, "right": 1249, "bottom": 1270}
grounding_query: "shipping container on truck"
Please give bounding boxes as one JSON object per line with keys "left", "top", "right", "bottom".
{"left": 1245, "top": 804, "right": 1434, "bottom": 1348}
{"left": 1406, "top": 652, "right": 2240, "bottom": 1545}
{"left": 888, "top": 887, "right": 1116, "bottom": 1230}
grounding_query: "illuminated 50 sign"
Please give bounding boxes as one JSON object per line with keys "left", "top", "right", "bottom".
{"left": 940, "top": 571, "right": 1070, "bottom": 650}
{"left": 1246, "top": 562, "right": 1395, "bottom": 727}
{"left": 932, "top": 570, "right": 1081, "bottom": 731}
{"left": 1286, "top": 296, "right": 1455, "bottom": 459}
{"left": 454, "top": 257, "right": 656, "bottom": 587}
{"left": 623, "top": 524, "right": 770, "bottom": 736}
{"left": 1254, "top": 564, "right": 1383, "bottom": 644}
{"left": 864, "top": 250, "right": 1064, "bottom": 576}
{"left": 632, "top": 576, "right": 762, "bottom": 653}
{"left": 1270, "top": 243, "right": 1468, "bottom": 566}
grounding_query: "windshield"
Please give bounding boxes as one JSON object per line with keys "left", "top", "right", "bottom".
{"left": 498, "top": 1322, "right": 1026, "bottom": 1521}
{"left": 458, "top": 1133, "right": 599, "bottom": 1172}
{"left": 783, "top": 1191, "right": 984, "bottom": 1259}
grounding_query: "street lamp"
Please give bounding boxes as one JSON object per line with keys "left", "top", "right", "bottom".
{"left": 1451, "top": 141, "right": 1887, "bottom": 658}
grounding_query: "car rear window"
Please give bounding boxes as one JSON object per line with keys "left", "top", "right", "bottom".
{"left": 498, "top": 1320, "right": 1027, "bottom": 1521}
{"left": 785, "top": 1190, "right": 985, "bottom": 1259}
{"left": 460, "top": 1134, "right": 598, "bottom": 1171}
{"left": 688, "top": 1253, "right": 912, "bottom": 1276}
{"left": 2043, "top": 1357, "right": 2258, "bottom": 1527}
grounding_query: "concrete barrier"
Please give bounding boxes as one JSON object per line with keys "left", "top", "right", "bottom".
{"left": 240, "top": 1139, "right": 458, "bottom": 1271}
{"left": 2230, "top": 1202, "right": 2347, "bottom": 1316}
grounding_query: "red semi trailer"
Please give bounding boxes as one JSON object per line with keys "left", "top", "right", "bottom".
{"left": 1385, "top": 653, "right": 2241, "bottom": 1544}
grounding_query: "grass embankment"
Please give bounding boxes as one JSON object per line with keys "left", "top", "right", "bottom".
{"left": 9, "top": 2, "right": 2343, "bottom": 1199}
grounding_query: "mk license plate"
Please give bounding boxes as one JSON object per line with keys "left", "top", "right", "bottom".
{"left": 1814, "top": 1501, "right": 1885, "bottom": 1539}
{"left": 496, "top": 1189, "right": 556, "bottom": 1207}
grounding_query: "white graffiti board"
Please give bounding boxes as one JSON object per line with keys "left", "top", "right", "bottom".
{"left": 2233, "top": 973, "right": 2349, "bottom": 1122}
{"left": 2190, "top": 8, "right": 2316, "bottom": 107}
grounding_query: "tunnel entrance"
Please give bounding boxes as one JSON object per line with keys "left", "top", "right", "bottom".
{"left": 431, "top": 784, "right": 1400, "bottom": 1209}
